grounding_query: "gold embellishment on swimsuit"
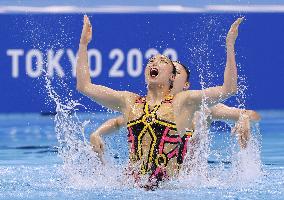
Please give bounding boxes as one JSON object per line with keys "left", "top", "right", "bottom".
{"left": 127, "top": 95, "right": 179, "bottom": 175}
{"left": 137, "top": 125, "right": 149, "bottom": 159}
{"left": 130, "top": 153, "right": 138, "bottom": 162}
{"left": 127, "top": 120, "right": 142, "bottom": 127}
{"left": 165, "top": 94, "right": 174, "bottom": 101}
{"left": 140, "top": 161, "right": 147, "bottom": 175}
{"left": 155, "top": 153, "right": 167, "bottom": 167}
{"left": 155, "top": 120, "right": 176, "bottom": 129}
{"left": 177, "top": 163, "right": 181, "bottom": 169}
{"left": 185, "top": 129, "right": 194, "bottom": 137}
{"left": 147, "top": 125, "right": 157, "bottom": 165}
{"left": 142, "top": 114, "right": 155, "bottom": 125}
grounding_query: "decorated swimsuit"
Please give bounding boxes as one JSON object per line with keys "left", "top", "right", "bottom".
{"left": 126, "top": 95, "right": 194, "bottom": 186}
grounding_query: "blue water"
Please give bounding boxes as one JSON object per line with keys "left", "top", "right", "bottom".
{"left": 0, "top": 111, "right": 284, "bottom": 200}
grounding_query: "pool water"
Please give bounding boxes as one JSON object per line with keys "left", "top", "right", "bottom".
{"left": 0, "top": 111, "right": 283, "bottom": 200}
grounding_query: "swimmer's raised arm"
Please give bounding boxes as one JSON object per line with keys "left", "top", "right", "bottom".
{"left": 178, "top": 17, "right": 244, "bottom": 108}
{"left": 76, "top": 15, "right": 137, "bottom": 112}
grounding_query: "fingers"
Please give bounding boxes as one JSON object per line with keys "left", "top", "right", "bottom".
{"left": 231, "top": 125, "right": 237, "bottom": 135}
{"left": 240, "top": 133, "right": 248, "bottom": 149}
{"left": 232, "top": 17, "right": 244, "bottom": 26}
{"left": 96, "top": 139, "right": 105, "bottom": 154}
{"left": 232, "top": 121, "right": 250, "bottom": 149}
{"left": 235, "top": 17, "right": 244, "bottom": 25}
{"left": 84, "top": 15, "right": 89, "bottom": 24}
{"left": 231, "top": 17, "right": 244, "bottom": 30}
{"left": 83, "top": 15, "right": 92, "bottom": 29}
{"left": 239, "top": 134, "right": 245, "bottom": 148}
{"left": 238, "top": 128, "right": 250, "bottom": 149}
{"left": 231, "top": 122, "right": 240, "bottom": 135}
{"left": 91, "top": 136, "right": 104, "bottom": 154}
{"left": 93, "top": 145, "right": 104, "bottom": 159}
{"left": 100, "top": 142, "right": 105, "bottom": 152}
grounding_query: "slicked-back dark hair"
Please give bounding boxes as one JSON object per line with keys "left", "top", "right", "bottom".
{"left": 173, "top": 61, "right": 190, "bottom": 82}
{"left": 163, "top": 56, "right": 176, "bottom": 90}
{"left": 163, "top": 55, "right": 176, "bottom": 76}
{"left": 171, "top": 62, "right": 177, "bottom": 76}
{"left": 169, "top": 62, "right": 176, "bottom": 89}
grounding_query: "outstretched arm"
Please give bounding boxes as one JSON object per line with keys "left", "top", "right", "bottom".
{"left": 210, "top": 103, "right": 261, "bottom": 122}
{"left": 178, "top": 17, "right": 244, "bottom": 108}
{"left": 76, "top": 15, "right": 136, "bottom": 112}
{"left": 90, "top": 116, "right": 125, "bottom": 162}
{"left": 210, "top": 103, "right": 261, "bottom": 149}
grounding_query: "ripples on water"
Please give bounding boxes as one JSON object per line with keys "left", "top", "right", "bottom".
{"left": 0, "top": 112, "right": 284, "bottom": 199}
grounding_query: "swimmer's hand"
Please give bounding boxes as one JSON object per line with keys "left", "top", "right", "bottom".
{"left": 90, "top": 132, "right": 105, "bottom": 163}
{"left": 80, "top": 15, "right": 92, "bottom": 45}
{"left": 226, "top": 17, "right": 244, "bottom": 46}
{"left": 232, "top": 114, "right": 250, "bottom": 149}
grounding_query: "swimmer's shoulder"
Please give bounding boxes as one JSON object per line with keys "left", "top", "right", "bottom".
{"left": 121, "top": 91, "right": 139, "bottom": 99}
{"left": 173, "top": 90, "right": 199, "bottom": 106}
{"left": 121, "top": 91, "right": 140, "bottom": 104}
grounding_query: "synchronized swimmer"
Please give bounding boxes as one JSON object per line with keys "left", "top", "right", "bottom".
{"left": 90, "top": 61, "right": 260, "bottom": 163}
{"left": 76, "top": 15, "right": 260, "bottom": 190}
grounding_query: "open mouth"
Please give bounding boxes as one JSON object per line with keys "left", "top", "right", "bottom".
{"left": 150, "top": 68, "right": 159, "bottom": 78}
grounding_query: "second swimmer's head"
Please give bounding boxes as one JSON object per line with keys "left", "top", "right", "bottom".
{"left": 171, "top": 61, "right": 190, "bottom": 94}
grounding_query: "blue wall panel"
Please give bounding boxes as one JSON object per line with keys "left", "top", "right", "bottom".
{"left": 0, "top": 13, "right": 283, "bottom": 112}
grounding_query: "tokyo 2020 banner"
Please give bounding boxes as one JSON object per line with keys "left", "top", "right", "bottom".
{"left": 0, "top": 13, "right": 283, "bottom": 112}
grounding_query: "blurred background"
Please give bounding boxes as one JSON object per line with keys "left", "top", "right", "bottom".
{"left": 0, "top": 0, "right": 284, "bottom": 113}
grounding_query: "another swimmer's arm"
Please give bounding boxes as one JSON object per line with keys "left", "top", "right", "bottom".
{"left": 91, "top": 115, "right": 125, "bottom": 139}
{"left": 210, "top": 103, "right": 261, "bottom": 122}
{"left": 182, "top": 18, "right": 244, "bottom": 107}
{"left": 90, "top": 116, "right": 125, "bottom": 161}
{"left": 76, "top": 15, "right": 135, "bottom": 112}
{"left": 210, "top": 104, "right": 261, "bottom": 149}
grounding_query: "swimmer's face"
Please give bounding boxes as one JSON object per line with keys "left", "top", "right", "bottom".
{"left": 145, "top": 54, "right": 175, "bottom": 88}
{"left": 171, "top": 62, "right": 190, "bottom": 94}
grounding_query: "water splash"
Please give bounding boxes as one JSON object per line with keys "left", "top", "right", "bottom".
{"left": 43, "top": 72, "right": 127, "bottom": 189}
{"left": 229, "top": 123, "right": 263, "bottom": 185}
{"left": 17, "top": 12, "right": 129, "bottom": 190}
{"left": 180, "top": 14, "right": 263, "bottom": 189}
{"left": 37, "top": 13, "right": 263, "bottom": 191}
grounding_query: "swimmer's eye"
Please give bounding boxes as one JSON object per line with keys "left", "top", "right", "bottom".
{"left": 149, "top": 58, "right": 155, "bottom": 62}
{"left": 160, "top": 58, "right": 169, "bottom": 64}
{"left": 176, "top": 71, "right": 181, "bottom": 74}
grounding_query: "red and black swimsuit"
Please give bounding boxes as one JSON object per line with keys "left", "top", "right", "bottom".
{"left": 127, "top": 96, "right": 194, "bottom": 185}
